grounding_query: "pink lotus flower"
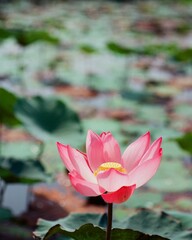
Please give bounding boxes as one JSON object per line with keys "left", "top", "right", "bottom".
{"left": 57, "top": 131, "right": 162, "bottom": 204}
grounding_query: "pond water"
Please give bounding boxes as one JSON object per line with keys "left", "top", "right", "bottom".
{"left": 2, "top": 182, "right": 63, "bottom": 216}
{"left": 2, "top": 184, "right": 29, "bottom": 215}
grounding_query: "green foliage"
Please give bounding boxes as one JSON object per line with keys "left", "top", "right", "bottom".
{"left": 15, "top": 96, "right": 82, "bottom": 141}
{"left": 107, "top": 42, "right": 135, "bottom": 55}
{"left": 0, "top": 88, "right": 20, "bottom": 126}
{"left": 141, "top": 44, "right": 179, "bottom": 56}
{"left": 34, "top": 209, "right": 192, "bottom": 240}
{"left": 0, "top": 157, "right": 50, "bottom": 184}
{"left": 106, "top": 42, "right": 192, "bottom": 63}
{"left": 34, "top": 213, "right": 106, "bottom": 240}
{"left": 35, "top": 223, "right": 105, "bottom": 240}
{"left": 165, "top": 210, "right": 192, "bottom": 229}
{"left": 0, "top": 27, "right": 59, "bottom": 46}
{"left": 121, "top": 90, "right": 155, "bottom": 103}
{"left": 161, "top": 141, "right": 187, "bottom": 159}
{"left": 137, "top": 105, "right": 167, "bottom": 125}
{"left": 147, "top": 158, "right": 192, "bottom": 192}
{"left": 0, "top": 223, "right": 31, "bottom": 239}
{"left": 122, "top": 192, "right": 163, "bottom": 208}
{"left": 173, "top": 133, "right": 192, "bottom": 155}
{"left": 1, "top": 141, "right": 40, "bottom": 160}
{"left": 0, "top": 207, "right": 13, "bottom": 221}
{"left": 79, "top": 44, "right": 97, "bottom": 54}
{"left": 175, "top": 104, "right": 192, "bottom": 119}
{"left": 172, "top": 48, "right": 192, "bottom": 63}
{"left": 144, "top": 45, "right": 192, "bottom": 63}
{"left": 118, "top": 209, "right": 191, "bottom": 240}
{"left": 83, "top": 118, "right": 120, "bottom": 134}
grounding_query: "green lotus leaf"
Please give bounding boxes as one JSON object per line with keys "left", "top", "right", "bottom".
{"left": 0, "top": 87, "right": 21, "bottom": 126}
{"left": 0, "top": 27, "right": 59, "bottom": 45}
{"left": 172, "top": 133, "right": 192, "bottom": 155}
{"left": 15, "top": 96, "right": 83, "bottom": 142}
{"left": 34, "top": 209, "right": 192, "bottom": 240}
{"left": 0, "top": 157, "right": 50, "bottom": 184}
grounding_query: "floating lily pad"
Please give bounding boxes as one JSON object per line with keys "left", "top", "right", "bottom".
{"left": 0, "top": 207, "right": 13, "bottom": 221}
{"left": 172, "top": 132, "right": 192, "bottom": 155}
{"left": 79, "top": 44, "right": 97, "bottom": 54}
{"left": 162, "top": 141, "right": 188, "bottom": 159}
{"left": 174, "top": 104, "right": 192, "bottom": 119}
{"left": 137, "top": 104, "right": 167, "bottom": 125}
{"left": 1, "top": 141, "right": 40, "bottom": 160}
{"left": 147, "top": 159, "right": 192, "bottom": 192}
{"left": 121, "top": 123, "right": 153, "bottom": 138}
{"left": 165, "top": 210, "right": 192, "bottom": 229}
{"left": 172, "top": 48, "right": 192, "bottom": 63}
{"left": 174, "top": 198, "right": 192, "bottom": 211}
{"left": 0, "top": 157, "right": 50, "bottom": 184}
{"left": 121, "top": 90, "right": 155, "bottom": 103}
{"left": 0, "top": 87, "right": 20, "bottom": 126}
{"left": 106, "top": 95, "right": 138, "bottom": 111}
{"left": 152, "top": 128, "right": 182, "bottom": 141}
{"left": 0, "top": 27, "right": 59, "bottom": 45}
{"left": 82, "top": 118, "right": 121, "bottom": 134}
{"left": 121, "top": 191, "right": 163, "bottom": 209}
{"left": 15, "top": 96, "right": 82, "bottom": 142}
{"left": 0, "top": 223, "right": 31, "bottom": 239}
{"left": 106, "top": 42, "right": 135, "bottom": 55}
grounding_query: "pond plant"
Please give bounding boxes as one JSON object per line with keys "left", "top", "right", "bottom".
{"left": 57, "top": 130, "right": 162, "bottom": 240}
{"left": 0, "top": 87, "right": 82, "bottom": 215}
{"left": 34, "top": 131, "right": 192, "bottom": 239}
{"left": 0, "top": 0, "right": 192, "bottom": 238}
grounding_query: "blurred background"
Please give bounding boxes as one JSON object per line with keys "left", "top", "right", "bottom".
{"left": 0, "top": 0, "right": 192, "bottom": 239}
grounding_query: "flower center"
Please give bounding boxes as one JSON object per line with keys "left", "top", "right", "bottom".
{"left": 94, "top": 162, "right": 127, "bottom": 176}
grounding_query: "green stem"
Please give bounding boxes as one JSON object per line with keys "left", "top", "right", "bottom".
{"left": 106, "top": 203, "right": 113, "bottom": 240}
